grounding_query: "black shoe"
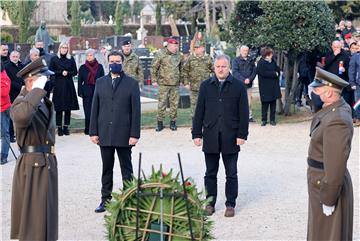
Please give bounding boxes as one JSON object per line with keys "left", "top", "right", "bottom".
{"left": 261, "top": 121, "right": 267, "bottom": 126}
{"left": 0, "top": 159, "right": 8, "bottom": 165}
{"left": 270, "top": 121, "right": 276, "bottom": 126}
{"left": 63, "top": 126, "right": 70, "bottom": 136}
{"left": 94, "top": 202, "right": 106, "bottom": 213}
{"left": 170, "top": 121, "right": 177, "bottom": 131}
{"left": 10, "top": 136, "right": 16, "bottom": 143}
{"left": 249, "top": 117, "right": 255, "bottom": 123}
{"left": 84, "top": 129, "right": 89, "bottom": 135}
{"left": 156, "top": 121, "right": 164, "bottom": 132}
{"left": 57, "top": 127, "right": 63, "bottom": 136}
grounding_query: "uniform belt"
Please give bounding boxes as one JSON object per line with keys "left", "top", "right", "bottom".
{"left": 20, "top": 145, "right": 55, "bottom": 154}
{"left": 307, "top": 158, "right": 324, "bottom": 169}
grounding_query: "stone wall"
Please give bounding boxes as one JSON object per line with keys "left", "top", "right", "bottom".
{"left": 2, "top": 24, "right": 193, "bottom": 43}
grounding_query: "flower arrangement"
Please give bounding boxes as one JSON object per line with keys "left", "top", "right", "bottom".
{"left": 105, "top": 165, "right": 213, "bottom": 241}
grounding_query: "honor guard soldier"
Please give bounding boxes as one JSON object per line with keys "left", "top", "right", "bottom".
{"left": 307, "top": 67, "right": 354, "bottom": 241}
{"left": 10, "top": 58, "right": 58, "bottom": 241}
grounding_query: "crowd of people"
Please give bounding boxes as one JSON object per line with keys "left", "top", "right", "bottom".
{"left": 0, "top": 18, "right": 358, "bottom": 241}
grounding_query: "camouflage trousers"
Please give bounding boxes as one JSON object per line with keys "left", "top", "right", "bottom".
{"left": 190, "top": 90, "right": 199, "bottom": 117}
{"left": 157, "top": 85, "right": 179, "bottom": 121}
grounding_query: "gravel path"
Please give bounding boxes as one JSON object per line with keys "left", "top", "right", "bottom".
{"left": 1, "top": 121, "right": 359, "bottom": 240}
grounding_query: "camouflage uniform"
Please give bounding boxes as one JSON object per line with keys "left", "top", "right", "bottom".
{"left": 151, "top": 48, "right": 184, "bottom": 121}
{"left": 123, "top": 51, "right": 144, "bottom": 89}
{"left": 183, "top": 54, "right": 213, "bottom": 115}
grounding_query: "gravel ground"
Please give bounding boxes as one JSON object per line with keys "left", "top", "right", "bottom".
{"left": 1, "top": 121, "right": 359, "bottom": 241}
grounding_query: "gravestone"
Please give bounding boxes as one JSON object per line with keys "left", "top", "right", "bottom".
{"left": 68, "top": 37, "right": 100, "bottom": 54}
{"left": 104, "top": 35, "right": 131, "bottom": 49}
{"left": 144, "top": 36, "right": 164, "bottom": 49}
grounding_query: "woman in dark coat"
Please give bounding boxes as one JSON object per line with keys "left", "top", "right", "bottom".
{"left": 78, "top": 48, "right": 104, "bottom": 135}
{"left": 49, "top": 41, "right": 79, "bottom": 136}
{"left": 256, "top": 47, "right": 281, "bottom": 126}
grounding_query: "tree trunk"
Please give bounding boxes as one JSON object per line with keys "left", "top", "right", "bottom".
{"left": 155, "top": 0, "right": 162, "bottom": 36}
{"left": 212, "top": 0, "right": 216, "bottom": 25}
{"left": 205, "top": 0, "right": 210, "bottom": 35}
{"left": 284, "top": 51, "right": 300, "bottom": 116}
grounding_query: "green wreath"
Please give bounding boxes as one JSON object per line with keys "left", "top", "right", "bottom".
{"left": 105, "top": 165, "right": 213, "bottom": 241}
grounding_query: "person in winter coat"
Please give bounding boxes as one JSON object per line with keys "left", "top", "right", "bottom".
{"left": 323, "top": 40, "right": 353, "bottom": 117}
{"left": 232, "top": 45, "right": 257, "bottom": 122}
{"left": 256, "top": 47, "right": 281, "bottom": 126}
{"left": 5, "top": 50, "right": 24, "bottom": 142}
{"left": 0, "top": 62, "right": 11, "bottom": 165}
{"left": 78, "top": 48, "right": 104, "bottom": 135}
{"left": 49, "top": 41, "right": 79, "bottom": 136}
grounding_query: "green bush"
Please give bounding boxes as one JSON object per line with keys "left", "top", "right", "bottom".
{"left": 0, "top": 31, "right": 14, "bottom": 43}
{"left": 27, "top": 35, "right": 36, "bottom": 45}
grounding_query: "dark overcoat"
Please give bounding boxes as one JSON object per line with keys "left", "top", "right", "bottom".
{"left": 192, "top": 74, "right": 249, "bottom": 154}
{"left": 49, "top": 55, "right": 79, "bottom": 111}
{"left": 5, "top": 61, "right": 25, "bottom": 102}
{"left": 77, "top": 63, "right": 105, "bottom": 98}
{"left": 307, "top": 98, "right": 353, "bottom": 241}
{"left": 10, "top": 87, "right": 58, "bottom": 241}
{"left": 256, "top": 58, "right": 281, "bottom": 102}
{"left": 89, "top": 72, "right": 141, "bottom": 147}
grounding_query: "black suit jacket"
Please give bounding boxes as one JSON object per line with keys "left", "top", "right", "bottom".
{"left": 5, "top": 61, "right": 24, "bottom": 102}
{"left": 192, "top": 74, "right": 249, "bottom": 154}
{"left": 89, "top": 72, "right": 141, "bottom": 147}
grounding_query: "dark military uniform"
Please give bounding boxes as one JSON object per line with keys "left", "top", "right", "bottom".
{"left": 183, "top": 52, "right": 213, "bottom": 115}
{"left": 307, "top": 68, "right": 354, "bottom": 241}
{"left": 151, "top": 47, "right": 184, "bottom": 122}
{"left": 123, "top": 51, "right": 144, "bottom": 89}
{"left": 10, "top": 58, "right": 58, "bottom": 241}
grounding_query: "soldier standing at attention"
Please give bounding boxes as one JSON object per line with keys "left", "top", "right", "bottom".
{"left": 151, "top": 38, "right": 184, "bottom": 131}
{"left": 121, "top": 40, "right": 144, "bottom": 90}
{"left": 10, "top": 58, "right": 58, "bottom": 241}
{"left": 307, "top": 67, "right": 354, "bottom": 241}
{"left": 183, "top": 40, "right": 213, "bottom": 116}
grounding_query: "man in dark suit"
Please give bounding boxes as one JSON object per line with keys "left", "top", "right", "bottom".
{"left": 192, "top": 55, "right": 249, "bottom": 217}
{"left": 5, "top": 50, "right": 24, "bottom": 142}
{"left": 89, "top": 50, "right": 141, "bottom": 213}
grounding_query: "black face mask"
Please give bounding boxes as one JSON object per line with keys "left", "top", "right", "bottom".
{"left": 311, "top": 92, "right": 324, "bottom": 112}
{"left": 37, "top": 47, "right": 44, "bottom": 55}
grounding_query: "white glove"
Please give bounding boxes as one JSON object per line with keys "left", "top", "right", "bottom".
{"left": 322, "top": 204, "right": 335, "bottom": 216}
{"left": 32, "top": 75, "right": 48, "bottom": 90}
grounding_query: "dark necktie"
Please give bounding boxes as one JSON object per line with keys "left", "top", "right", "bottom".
{"left": 112, "top": 78, "right": 116, "bottom": 89}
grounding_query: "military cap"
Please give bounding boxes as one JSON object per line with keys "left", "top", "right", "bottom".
{"left": 122, "top": 40, "right": 131, "bottom": 46}
{"left": 167, "top": 38, "right": 179, "bottom": 44}
{"left": 309, "top": 67, "right": 348, "bottom": 90}
{"left": 194, "top": 39, "right": 205, "bottom": 47}
{"left": 352, "top": 31, "right": 360, "bottom": 37}
{"left": 16, "top": 57, "right": 54, "bottom": 79}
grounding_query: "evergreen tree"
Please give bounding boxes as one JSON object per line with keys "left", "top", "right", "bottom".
{"left": 115, "top": 0, "right": 123, "bottom": 35}
{"left": 155, "top": 0, "right": 162, "bottom": 36}
{"left": 18, "top": 1, "right": 33, "bottom": 42}
{"left": 71, "top": 0, "right": 81, "bottom": 36}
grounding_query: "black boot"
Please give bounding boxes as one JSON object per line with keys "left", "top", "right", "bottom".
{"left": 156, "top": 121, "right": 164, "bottom": 132}
{"left": 170, "top": 120, "right": 177, "bottom": 131}
{"left": 57, "top": 126, "right": 63, "bottom": 136}
{"left": 63, "top": 126, "right": 70, "bottom": 135}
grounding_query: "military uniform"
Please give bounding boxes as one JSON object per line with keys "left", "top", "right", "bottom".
{"left": 10, "top": 58, "right": 58, "bottom": 241}
{"left": 307, "top": 68, "right": 354, "bottom": 241}
{"left": 123, "top": 51, "right": 144, "bottom": 89}
{"left": 183, "top": 53, "right": 213, "bottom": 115}
{"left": 151, "top": 42, "right": 184, "bottom": 125}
